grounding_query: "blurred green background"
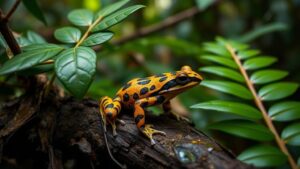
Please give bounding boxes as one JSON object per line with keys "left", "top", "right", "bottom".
{"left": 1, "top": 0, "right": 300, "bottom": 162}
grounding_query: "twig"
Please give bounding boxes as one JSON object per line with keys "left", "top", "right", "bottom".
{"left": 0, "top": 10, "right": 21, "bottom": 55}
{"left": 4, "top": 0, "right": 22, "bottom": 21}
{"left": 93, "top": 6, "right": 202, "bottom": 52}
{"left": 226, "top": 44, "right": 298, "bottom": 169}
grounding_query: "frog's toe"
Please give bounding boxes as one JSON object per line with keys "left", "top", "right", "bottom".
{"left": 141, "top": 124, "right": 166, "bottom": 145}
{"left": 170, "top": 111, "right": 190, "bottom": 123}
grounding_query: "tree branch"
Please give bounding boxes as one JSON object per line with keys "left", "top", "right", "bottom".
{"left": 4, "top": 0, "right": 22, "bottom": 21}
{"left": 0, "top": 10, "right": 21, "bottom": 55}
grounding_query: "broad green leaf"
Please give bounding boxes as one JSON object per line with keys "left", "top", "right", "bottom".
{"left": 259, "top": 82, "right": 299, "bottom": 101}
{"left": 203, "top": 42, "right": 230, "bottom": 57}
{"left": 238, "top": 145, "right": 287, "bottom": 167}
{"left": 269, "top": 101, "right": 300, "bottom": 121}
{"left": 27, "top": 31, "right": 46, "bottom": 44}
{"left": 54, "top": 27, "right": 82, "bottom": 43}
{"left": 239, "top": 22, "right": 288, "bottom": 42}
{"left": 81, "top": 32, "right": 113, "bottom": 46}
{"left": 208, "top": 120, "right": 273, "bottom": 141}
{"left": 0, "top": 35, "right": 7, "bottom": 48}
{"left": 199, "top": 66, "right": 244, "bottom": 82}
{"left": 243, "top": 56, "right": 277, "bottom": 70}
{"left": 92, "top": 5, "right": 145, "bottom": 32}
{"left": 251, "top": 69, "right": 288, "bottom": 84}
{"left": 95, "top": 0, "right": 130, "bottom": 18}
{"left": 237, "top": 49, "right": 260, "bottom": 60}
{"left": 55, "top": 47, "right": 96, "bottom": 98}
{"left": 196, "top": 0, "right": 216, "bottom": 10}
{"left": 200, "top": 55, "right": 238, "bottom": 69}
{"left": 281, "top": 123, "right": 300, "bottom": 146}
{"left": 17, "top": 64, "right": 53, "bottom": 75}
{"left": 201, "top": 80, "right": 252, "bottom": 99}
{"left": 0, "top": 44, "right": 63, "bottom": 75}
{"left": 191, "top": 100, "right": 261, "bottom": 119}
{"left": 22, "top": 0, "right": 47, "bottom": 25}
{"left": 16, "top": 36, "right": 31, "bottom": 47}
{"left": 68, "top": 9, "right": 94, "bottom": 26}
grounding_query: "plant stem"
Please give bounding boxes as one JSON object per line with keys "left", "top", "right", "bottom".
{"left": 46, "top": 15, "right": 103, "bottom": 91}
{"left": 75, "top": 16, "right": 103, "bottom": 48}
{"left": 226, "top": 44, "right": 298, "bottom": 169}
{"left": 5, "top": 0, "right": 22, "bottom": 21}
{"left": 0, "top": 10, "right": 21, "bottom": 55}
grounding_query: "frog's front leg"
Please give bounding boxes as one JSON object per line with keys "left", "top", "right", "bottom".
{"left": 99, "top": 96, "right": 122, "bottom": 136}
{"left": 134, "top": 95, "right": 166, "bottom": 145}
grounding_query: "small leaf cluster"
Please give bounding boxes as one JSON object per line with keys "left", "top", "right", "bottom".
{"left": 191, "top": 37, "right": 300, "bottom": 168}
{"left": 0, "top": 0, "right": 144, "bottom": 98}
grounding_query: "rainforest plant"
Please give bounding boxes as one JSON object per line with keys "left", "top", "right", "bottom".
{"left": 0, "top": 0, "right": 144, "bottom": 98}
{"left": 192, "top": 37, "right": 300, "bottom": 169}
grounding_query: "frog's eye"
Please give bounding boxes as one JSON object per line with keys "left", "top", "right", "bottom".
{"left": 176, "top": 74, "right": 189, "bottom": 85}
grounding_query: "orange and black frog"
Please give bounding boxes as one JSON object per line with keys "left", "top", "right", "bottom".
{"left": 99, "top": 65, "right": 203, "bottom": 145}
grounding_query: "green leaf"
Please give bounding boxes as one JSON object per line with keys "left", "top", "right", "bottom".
{"left": 68, "top": 9, "right": 94, "bottom": 26}
{"left": 201, "top": 80, "right": 252, "bottom": 99}
{"left": 208, "top": 120, "right": 273, "bottom": 141}
{"left": 269, "top": 101, "right": 300, "bottom": 121}
{"left": 96, "top": 0, "right": 130, "bottom": 18}
{"left": 17, "top": 64, "right": 53, "bottom": 75}
{"left": 196, "top": 0, "right": 216, "bottom": 10}
{"left": 55, "top": 47, "right": 96, "bottom": 98}
{"left": 239, "top": 22, "right": 288, "bottom": 42}
{"left": 191, "top": 100, "right": 262, "bottom": 119}
{"left": 259, "top": 82, "right": 299, "bottom": 101}
{"left": 16, "top": 36, "right": 31, "bottom": 47}
{"left": 281, "top": 123, "right": 300, "bottom": 146}
{"left": 27, "top": 31, "right": 46, "bottom": 44}
{"left": 81, "top": 32, "right": 113, "bottom": 46}
{"left": 92, "top": 5, "right": 145, "bottom": 32}
{"left": 0, "top": 44, "right": 63, "bottom": 75}
{"left": 199, "top": 66, "right": 244, "bottom": 82}
{"left": 243, "top": 56, "right": 277, "bottom": 70}
{"left": 22, "top": 0, "right": 47, "bottom": 25}
{"left": 238, "top": 145, "right": 287, "bottom": 167}
{"left": 237, "top": 49, "right": 260, "bottom": 60}
{"left": 54, "top": 27, "right": 82, "bottom": 43}
{"left": 203, "top": 42, "right": 230, "bottom": 57}
{"left": 200, "top": 55, "right": 237, "bottom": 69}
{"left": 250, "top": 69, "right": 288, "bottom": 84}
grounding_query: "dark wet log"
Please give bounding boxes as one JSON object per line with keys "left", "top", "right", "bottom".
{"left": 0, "top": 94, "right": 255, "bottom": 169}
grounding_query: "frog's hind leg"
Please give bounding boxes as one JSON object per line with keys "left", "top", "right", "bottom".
{"left": 163, "top": 100, "right": 190, "bottom": 122}
{"left": 134, "top": 95, "right": 166, "bottom": 145}
{"left": 99, "top": 96, "right": 122, "bottom": 136}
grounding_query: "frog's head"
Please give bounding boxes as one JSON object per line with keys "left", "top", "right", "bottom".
{"left": 159, "top": 65, "right": 203, "bottom": 94}
{"left": 176, "top": 65, "right": 203, "bottom": 87}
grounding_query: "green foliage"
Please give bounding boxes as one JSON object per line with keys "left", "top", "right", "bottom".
{"left": 0, "top": 0, "right": 143, "bottom": 98}
{"left": 0, "top": 44, "right": 63, "bottom": 75}
{"left": 54, "top": 27, "right": 82, "bottom": 43}
{"left": 192, "top": 37, "right": 299, "bottom": 168}
{"left": 22, "top": 0, "right": 47, "bottom": 25}
{"left": 237, "top": 145, "right": 287, "bottom": 167}
{"left": 191, "top": 100, "right": 262, "bottom": 119}
{"left": 54, "top": 47, "right": 96, "bottom": 98}
{"left": 208, "top": 120, "right": 274, "bottom": 141}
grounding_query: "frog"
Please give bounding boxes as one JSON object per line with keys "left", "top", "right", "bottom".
{"left": 99, "top": 65, "right": 203, "bottom": 145}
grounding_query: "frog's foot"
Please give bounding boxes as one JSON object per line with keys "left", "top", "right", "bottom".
{"left": 141, "top": 124, "right": 166, "bottom": 145}
{"left": 116, "top": 118, "right": 126, "bottom": 126}
{"left": 170, "top": 111, "right": 190, "bottom": 123}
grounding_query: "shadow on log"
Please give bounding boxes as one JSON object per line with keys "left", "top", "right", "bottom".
{"left": 0, "top": 89, "right": 255, "bottom": 169}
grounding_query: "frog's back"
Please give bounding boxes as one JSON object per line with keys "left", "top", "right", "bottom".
{"left": 116, "top": 73, "right": 176, "bottom": 106}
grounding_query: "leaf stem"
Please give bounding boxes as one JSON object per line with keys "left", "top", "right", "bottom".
{"left": 226, "top": 44, "right": 298, "bottom": 169}
{"left": 75, "top": 16, "right": 103, "bottom": 48}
